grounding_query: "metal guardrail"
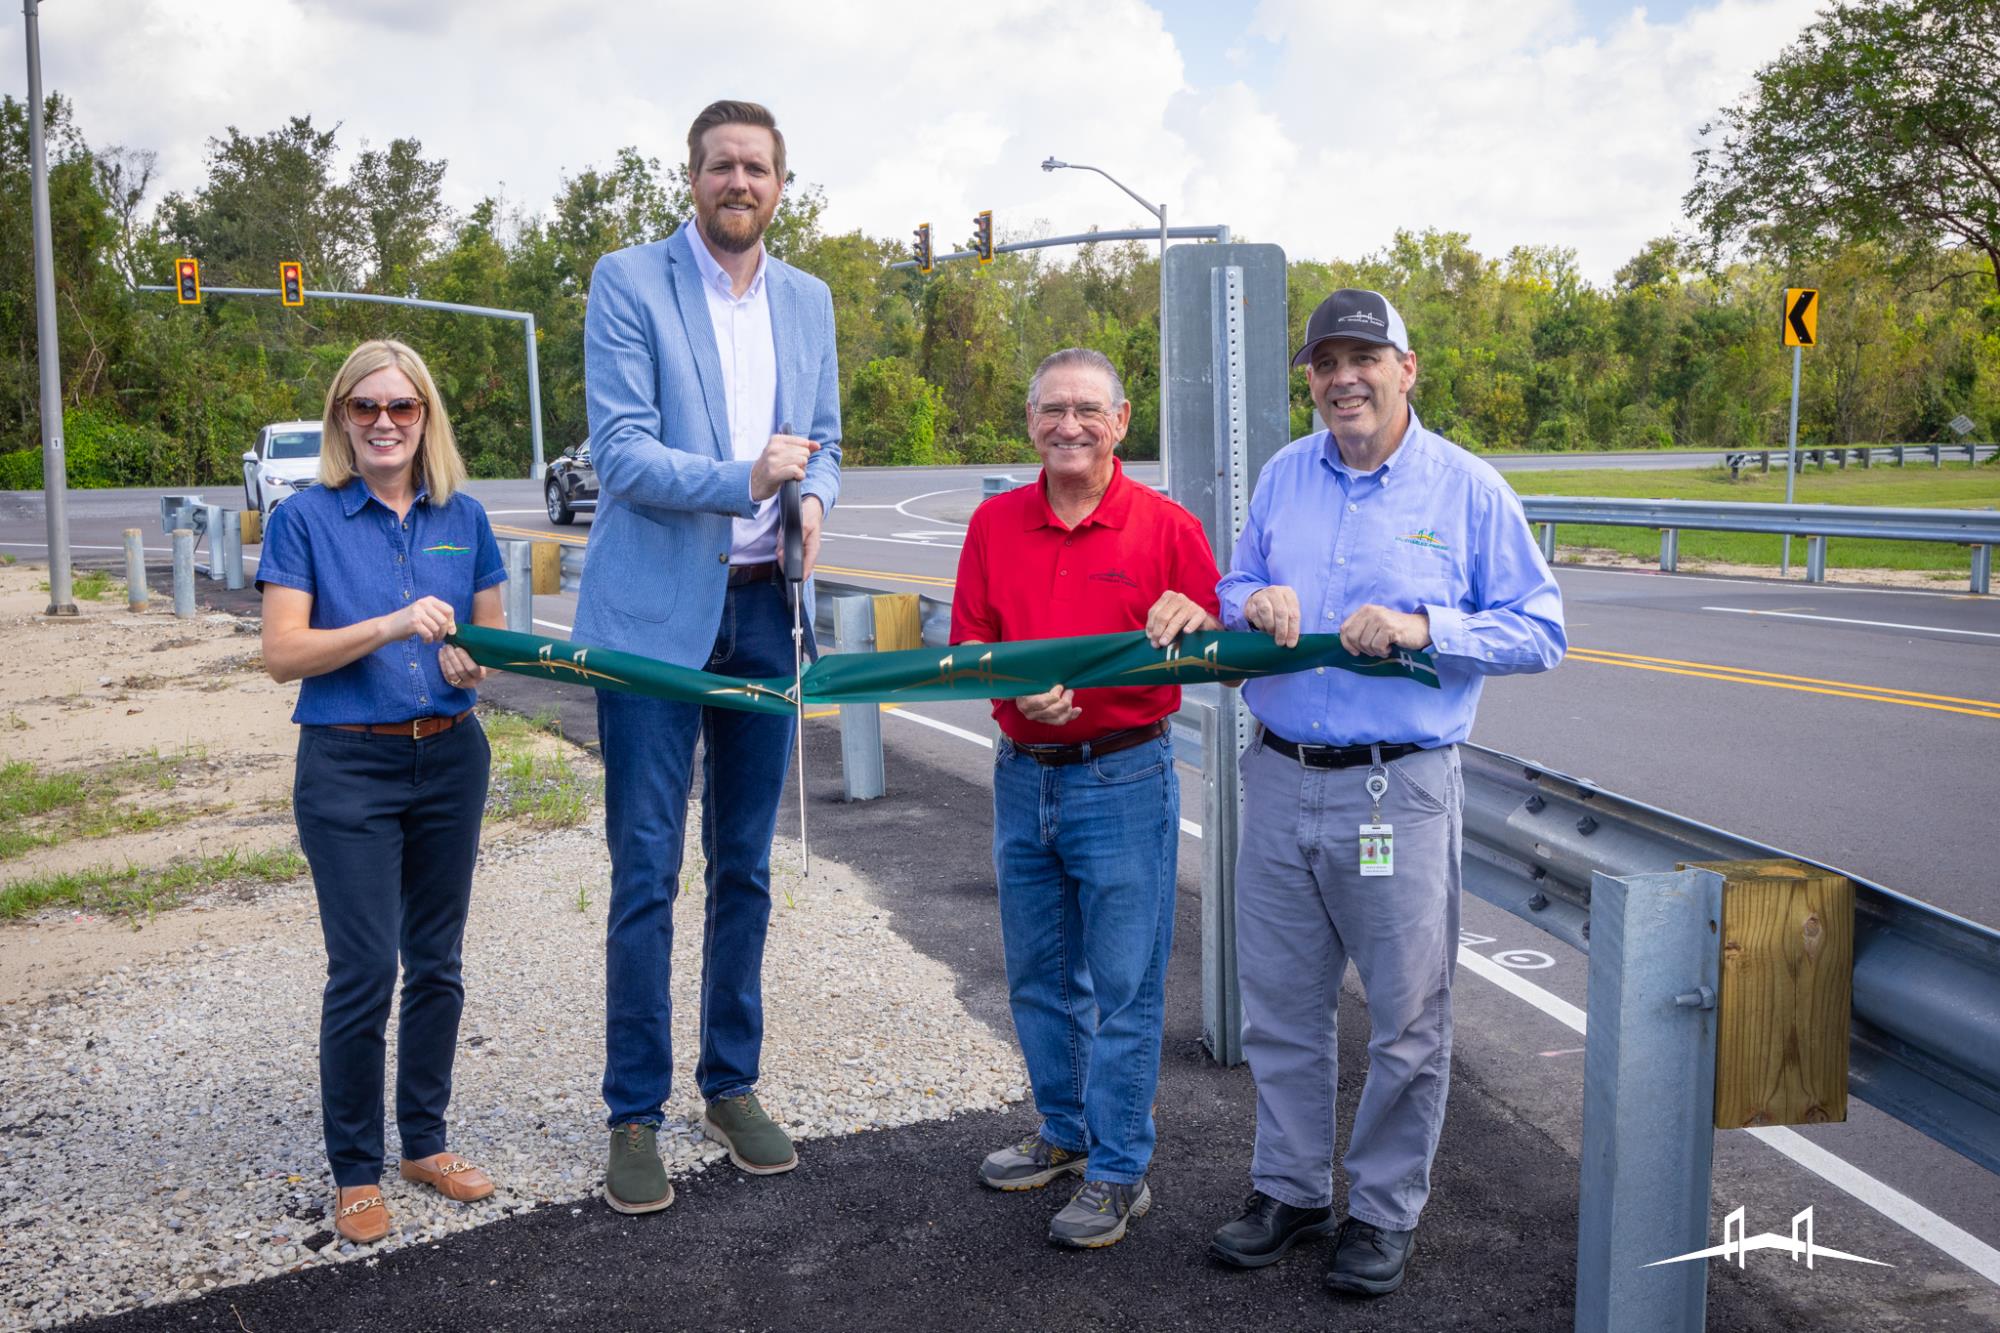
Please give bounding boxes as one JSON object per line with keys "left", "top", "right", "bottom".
{"left": 509, "top": 558, "right": 1998, "bottom": 1324}
{"left": 1722, "top": 443, "right": 1996, "bottom": 475}
{"left": 798, "top": 574, "right": 2000, "bottom": 1178}
{"left": 1522, "top": 496, "right": 1999, "bottom": 592}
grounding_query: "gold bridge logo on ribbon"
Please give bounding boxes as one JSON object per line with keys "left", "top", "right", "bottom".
{"left": 507, "top": 642, "right": 628, "bottom": 687}
{"left": 705, "top": 680, "right": 799, "bottom": 706}
{"left": 1115, "top": 639, "right": 1239, "bottom": 682}
{"left": 896, "top": 649, "right": 1034, "bottom": 694}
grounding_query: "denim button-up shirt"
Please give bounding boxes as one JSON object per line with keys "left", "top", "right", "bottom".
{"left": 256, "top": 481, "right": 507, "bottom": 725}
{"left": 1217, "top": 413, "right": 1566, "bottom": 747}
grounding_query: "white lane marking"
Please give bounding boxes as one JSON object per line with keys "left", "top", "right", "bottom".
{"left": 1564, "top": 565, "right": 1971, "bottom": 600}
{"left": 484, "top": 509, "right": 546, "bottom": 516}
{"left": 894, "top": 487, "right": 973, "bottom": 528}
{"left": 533, "top": 618, "right": 573, "bottom": 633}
{"left": 1702, "top": 606, "right": 2000, "bottom": 639}
{"left": 0, "top": 541, "right": 261, "bottom": 566}
{"left": 822, "top": 531, "right": 966, "bottom": 550}
{"left": 1454, "top": 947, "right": 2000, "bottom": 1285}
{"left": 1747, "top": 1127, "right": 2000, "bottom": 1286}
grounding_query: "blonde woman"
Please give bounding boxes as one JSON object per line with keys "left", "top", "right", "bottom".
{"left": 258, "top": 340, "right": 508, "bottom": 1244}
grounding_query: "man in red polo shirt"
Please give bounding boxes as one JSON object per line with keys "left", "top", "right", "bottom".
{"left": 951, "top": 347, "right": 1222, "bottom": 1249}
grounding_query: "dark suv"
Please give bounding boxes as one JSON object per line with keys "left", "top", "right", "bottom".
{"left": 544, "top": 441, "right": 597, "bottom": 525}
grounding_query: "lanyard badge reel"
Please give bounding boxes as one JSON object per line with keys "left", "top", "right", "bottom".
{"left": 1360, "top": 755, "right": 1394, "bottom": 877}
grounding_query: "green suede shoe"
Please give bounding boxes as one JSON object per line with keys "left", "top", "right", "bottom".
{"left": 604, "top": 1122, "right": 674, "bottom": 1214}
{"left": 701, "top": 1092, "right": 798, "bottom": 1175}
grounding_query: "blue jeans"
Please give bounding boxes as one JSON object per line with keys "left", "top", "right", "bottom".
{"left": 599, "top": 580, "right": 805, "bottom": 1126}
{"left": 293, "top": 719, "right": 490, "bottom": 1188}
{"left": 992, "top": 732, "right": 1178, "bottom": 1184}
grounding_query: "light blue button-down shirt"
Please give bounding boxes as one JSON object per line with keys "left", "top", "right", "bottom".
{"left": 1217, "top": 412, "right": 1566, "bottom": 747}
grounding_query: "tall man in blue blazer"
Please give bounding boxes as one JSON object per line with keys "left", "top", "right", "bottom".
{"left": 575, "top": 99, "right": 841, "bottom": 1215}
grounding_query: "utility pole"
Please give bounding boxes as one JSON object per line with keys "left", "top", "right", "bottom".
{"left": 24, "top": 0, "right": 75, "bottom": 614}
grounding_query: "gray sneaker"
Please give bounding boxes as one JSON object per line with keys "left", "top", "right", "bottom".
{"left": 605, "top": 1122, "right": 674, "bottom": 1215}
{"left": 1049, "top": 1178, "right": 1152, "bottom": 1249}
{"left": 978, "top": 1133, "right": 1088, "bottom": 1192}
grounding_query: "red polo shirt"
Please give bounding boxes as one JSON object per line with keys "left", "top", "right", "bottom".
{"left": 951, "top": 459, "right": 1223, "bottom": 744}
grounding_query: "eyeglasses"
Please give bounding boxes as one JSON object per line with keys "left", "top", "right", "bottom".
{"left": 1033, "top": 403, "right": 1112, "bottom": 425}
{"left": 343, "top": 396, "right": 425, "bottom": 428}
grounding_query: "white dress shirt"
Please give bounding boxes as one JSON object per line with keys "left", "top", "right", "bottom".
{"left": 687, "top": 220, "right": 781, "bottom": 563}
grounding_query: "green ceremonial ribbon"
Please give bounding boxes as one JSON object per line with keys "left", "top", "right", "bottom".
{"left": 448, "top": 624, "right": 1440, "bottom": 715}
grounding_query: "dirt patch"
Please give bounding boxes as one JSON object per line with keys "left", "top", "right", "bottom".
{"left": 0, "top": 564, "right": 577, "bottom": 1007}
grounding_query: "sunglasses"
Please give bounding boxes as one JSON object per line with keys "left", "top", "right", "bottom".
{"left": 343, "top": 395, "right": 425, "bottom": 428}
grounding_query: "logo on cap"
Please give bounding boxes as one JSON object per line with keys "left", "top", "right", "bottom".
{"left": 1337, "top": 312, "right": 1386, "bottom": 328}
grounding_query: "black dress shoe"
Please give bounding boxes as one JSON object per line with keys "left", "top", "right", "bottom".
{"left": 1324, "top": 1217, "right": 1416, "bottom": 1296}
{"left": 1209, "top": 1191, "right": 1336, "bottom": 1268}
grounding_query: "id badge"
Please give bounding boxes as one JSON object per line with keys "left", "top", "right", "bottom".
{"left": 1359, "top": 823, "right": 1395, "bottom": 877}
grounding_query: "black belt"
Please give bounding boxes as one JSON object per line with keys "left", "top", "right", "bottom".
{"left": 1011, "top": 720, "right": 1168, "bottom": 767}
{"left": 1261, "top": 730, "right": 1427, "bottom": 770}
{"left": 726, "top": 561, "right": 779, "bottom": 587}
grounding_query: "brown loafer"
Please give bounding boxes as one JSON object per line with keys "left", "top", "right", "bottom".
{"left": 399, "top": 1152, "right": 496, "bottom": 1202}
{"left": 334, "top": 1185, "right": 391, "bottom": 1244}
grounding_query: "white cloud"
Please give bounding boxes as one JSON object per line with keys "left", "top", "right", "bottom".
{"left": 0, "top": 0, "right": 1819, "bottom": 281}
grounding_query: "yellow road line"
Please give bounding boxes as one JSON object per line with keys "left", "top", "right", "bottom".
{"left": 816, "top": 563, "right": 956, "bottom": 589}
{"left": 1573, "top": 647, "right": 2000, "bottom": 709}
{"left": 802, "top": 703, "right": 905, "bottom": 721}
{"left": 493, "top": 523, "right": 586, "bottom": 546}
{"left": 1567, "top": 650, "right": 2000, "bottom": 720}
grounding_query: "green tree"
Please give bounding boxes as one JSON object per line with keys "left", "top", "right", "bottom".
{"left": 1685, "top": 0, "right": 2000, "bottom": 295}
{"left": 844, "top": 357, "right": 947, "bottom": 465}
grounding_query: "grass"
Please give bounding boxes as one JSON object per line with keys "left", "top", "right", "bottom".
{"left": 482, "top": 708, "right": 595, "bottom": 830}
{"left": 36, "top": 568, "right": 113, "bottom": 600}
{"left": 0, "top": 847, "right": 307, "bottom": 921}
{"left": 0, "top": 748, "right": 211, "bottom": 861}
{"left": 1506, "top": 463, "right": 2000, "bottom": 573}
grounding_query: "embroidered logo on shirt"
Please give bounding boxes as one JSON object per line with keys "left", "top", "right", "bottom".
{"left": 423, "top": 542, "right": 471, "bottom": 554}
{"left": 1397, "top": 529, "right": 1450, "bottom": 552}
{"left": 1088, "top": 568, "right": 1140, "bottom": 590}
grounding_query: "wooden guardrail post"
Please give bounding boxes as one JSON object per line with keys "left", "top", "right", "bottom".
{"left": 1692, "top": 858, "right": 1853, "bottom": 1129}
{"left": 238, "top": 508, "right": 262, "bottom": 546}
{"left": 872, "top": 593, "right": 923, "bottom": 652}
{"left": 531, "top": 540, "right": 562, "bottom": 595}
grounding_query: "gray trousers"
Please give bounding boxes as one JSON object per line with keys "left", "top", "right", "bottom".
{"left": 1234, "top": 735, "right": 1463, "bottom": 1231}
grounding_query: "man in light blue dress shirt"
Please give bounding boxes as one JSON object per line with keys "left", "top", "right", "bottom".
{"left": 1206, "top": 290, "right": 1565, "bottom": 1297}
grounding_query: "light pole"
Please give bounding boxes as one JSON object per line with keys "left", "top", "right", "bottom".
{"left": 24, "top": 0, "right": 75, "bottom": 615}
{"left": 1042, "top": 157, "right": 1171, "bottom": 488}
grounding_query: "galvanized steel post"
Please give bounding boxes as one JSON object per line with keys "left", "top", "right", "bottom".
{"left": 1575, "top": 867, "right": 1724, "bottom": 1333}
{"left": 1659, "top": 528, "right": 1678, "bottom": 574}
{"left": 221, "top": 511, "right": 245, "bottom": 590}
{"left": 170, "top": 529, "right": 195, "bottom": 618}
{"left": 24, "top": 0, "right": 74, "bottom": 616}
{"left": 1538, "top": 522, "right": 1557, "bottom": 563}
{"left": 507, "top": 541, "right": 533, "bottom": 630}
{"left": 123, "top": 529, "right": 147, "bottom": 611}
{"left": 1973, "top": 544, "right": 1991, "bottom": 596}
{"left": 834, "top": 595, "right": 885, "bottom": 801}
{"left": 1805, "top": 534, "right": 1828, "bottom": 583}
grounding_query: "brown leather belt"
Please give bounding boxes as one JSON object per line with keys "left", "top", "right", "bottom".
{"left": 1010, "top": 719, "right": 1169, "bottom": 767}
{"left": 331, "top": 709, "right": 474, "bottom": 740}
{"left": 726, "top": 561, "right": 779, "bottom": 587}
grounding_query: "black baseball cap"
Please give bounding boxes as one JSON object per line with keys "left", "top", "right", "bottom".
{"left": 1291, "top": 288, "right": 1411, "bottom": 366}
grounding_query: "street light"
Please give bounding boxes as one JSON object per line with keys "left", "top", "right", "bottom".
{"left": 1042, "top": 156, "right": 1172, "bottom": 488}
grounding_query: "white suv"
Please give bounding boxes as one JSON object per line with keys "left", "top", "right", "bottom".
{"left": 242, "top": 421, "right": 324, "bottom": 514}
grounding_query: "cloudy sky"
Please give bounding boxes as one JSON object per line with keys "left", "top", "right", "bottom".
{"left": 3, "top": 0, "right": 1821, "bottom": 282}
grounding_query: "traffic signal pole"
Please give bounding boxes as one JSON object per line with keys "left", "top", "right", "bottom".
{"left": 24, "top": 0, "right": 75, "bottom": 615}
{"left": 139, "top": 283, "right": 547, "bottom": 480}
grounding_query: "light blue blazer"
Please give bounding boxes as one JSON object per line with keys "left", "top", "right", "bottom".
{"left": 573, "top": 227, "right": 842, "bottom": 666}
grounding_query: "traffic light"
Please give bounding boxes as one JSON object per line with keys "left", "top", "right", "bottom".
{"left": 912, "top": 223, "right": 933, "bottom": 274}
{"left": 279, "top": 261, "right": 305, "bottom": 307}
{"left": 973, "top": 210, "right": 994, "bottom": 265}
{"left": 174, "top": 257, "right": 201, "bottom": 305}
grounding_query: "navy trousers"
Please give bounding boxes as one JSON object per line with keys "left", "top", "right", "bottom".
{"left": 293, "top": 719, "right": 490, "bottom": 1187}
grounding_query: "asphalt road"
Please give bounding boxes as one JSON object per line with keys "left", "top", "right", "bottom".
{"left": 9, "top": 469, "right": 2000, "bottom": 1327}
